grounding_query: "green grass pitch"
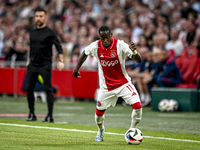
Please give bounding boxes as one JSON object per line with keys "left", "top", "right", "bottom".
{"left": 0, "top": 96, "right": 200, "bottom": 150}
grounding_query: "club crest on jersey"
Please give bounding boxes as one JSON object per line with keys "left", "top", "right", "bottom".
{"left": 101, "top": 60, "right": 118, "bottom": 67}
{"left": 110, "top": 51, "right": 116, "bottom": 58}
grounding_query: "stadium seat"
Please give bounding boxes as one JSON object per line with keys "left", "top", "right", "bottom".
{"left": 175, "top": 47, "right": 199, "bottom": 88}
{"left": 191, "top": 58, "right": 200, "bottom": 84}
{"left": 175, "top": 48, "right": 191, "bottom": 71}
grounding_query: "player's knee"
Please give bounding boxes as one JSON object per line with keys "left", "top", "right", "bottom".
{"left": 131, "top": 102, "right": 142, "bottom": 109}
{"left": 96, "top": 109, "right": 106, "bottom": 116}
{"left": 43, "top": 85, "right": 53, "bottom": 93}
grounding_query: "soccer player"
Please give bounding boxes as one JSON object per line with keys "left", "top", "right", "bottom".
{"left": 26, "top": 7, "right": 64, "bottom": 122}
{"left": 73, "top": 26, "right": 143, "bottom": 142}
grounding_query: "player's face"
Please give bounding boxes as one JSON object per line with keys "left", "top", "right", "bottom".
{"left": 35, "top": 11, "right": 46, "bottom": 28}
{"left": 99, "top": 31, "right": 112, "bottom": 47}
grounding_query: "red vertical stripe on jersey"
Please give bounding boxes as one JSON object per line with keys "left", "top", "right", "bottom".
{"left": 97, "top": 38, "right": 128, "bottom": 91}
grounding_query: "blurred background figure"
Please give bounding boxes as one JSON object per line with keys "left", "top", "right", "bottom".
{"left": 153, "top": 48, "right": 182, "bottom": 87}
{"left": 0, "top": 0, "right": 199, "bottom": 106}
{"left": 166, "top": 28, "right": 184, "bottom": 57}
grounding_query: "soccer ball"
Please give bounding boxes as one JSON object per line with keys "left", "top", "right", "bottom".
{"left": 166, "top": 99, "right": 179, "bottom": 112}
{"left": 124, "top": 128, "right": 143, "bottom": 145}
{"left": 158, "top": 99, "right": 169, "bottom": 112}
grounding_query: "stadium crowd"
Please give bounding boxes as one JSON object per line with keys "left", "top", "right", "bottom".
{"left": 0, "top": 0, "right": 199, "bottom": 104}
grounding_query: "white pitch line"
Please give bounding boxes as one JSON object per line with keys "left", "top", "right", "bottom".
{"left": 0, "top": 123, "right": 199, "bottom": 143}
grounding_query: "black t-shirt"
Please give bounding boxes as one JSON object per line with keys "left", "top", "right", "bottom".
{"left": 29, "top": 26, "right": 63, "bottom": 66}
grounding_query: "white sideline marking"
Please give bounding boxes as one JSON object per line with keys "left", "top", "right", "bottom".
{"left": 0, "top": 123, "right": 199, "bottom": 143}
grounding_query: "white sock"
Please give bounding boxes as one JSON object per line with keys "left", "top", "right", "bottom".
{"left": 130, "top": 108, "right": 142, "bottom": 128}
{"left": 95, "top": 114, "right": 105, "bottom": 130}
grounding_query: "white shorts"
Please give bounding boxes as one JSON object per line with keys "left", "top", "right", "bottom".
{"left": 96, "top": 82, "right": 141, "bottom": 110}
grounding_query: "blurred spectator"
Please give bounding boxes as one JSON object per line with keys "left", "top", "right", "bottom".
{"left": 180, "top": 0, "right": 197, "bottom": 19}
{"left": 113, "top": 28, "right": 125, "bottom": 39}
{"left": 138, "top": 3, "right": 155, "bottom": 26}
{"left": 3, "top": 28, "right": 29, "bottom": 63}
{"left": 136, "top": 50, "right": 154, "bottom": 106}
{"left": 166, "top": 28, "right": 184, "bottom": 57}
{"left": 128, "top": 46, "right": 149, "bottom": 85}
{"left": 152, "top": 34, "right": 160, "bottom": 51}
{"left": 153, "top": 48, "right": 182, "bottom": 87}
{"left": 0, "top": 18, "right": 4, "bottom": 58}
{"left": 190, "top": 0, "right": 200, "bottom": 13}
{"left": 152, "top": 33, "right": 168, "bottom": 51}
{"left": 144, "top": 48, "right": 162, "bottom": 89}
{"left": 171, "top": 11, "right": 182, "bottom": 30}
{"left": 192, "top": 22, "right": 200, "bottom": 56}
{"left": 71, "top": 44, "right": 80, "bottom": 68}
{"left": 137, "top": 34, "right": 149, "bottom": 48}
{"left": 62, "top": 32, "right": 74, "bottom": 55}
{"left": 184, "top": 20, "right": 196, "bottom": 47}
{"left": 129, "top": 12, "right": 143, "bottom": 44}
{"left": 18, "top": 0, "right": 32, "bottom": 18}
{"left": 92, "top": 0, "right": 106, "bottom": 15}
{"left": 143, "top": 22, "right": 156, "bottom": 47}
{"left": 0, "top": 0, "right": 198, "bottom": 86}
{"left": 178, "top": 18, "right": 187, "bottom": 41}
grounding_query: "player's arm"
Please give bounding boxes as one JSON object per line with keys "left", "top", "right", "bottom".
{"left": 129, "top": 42, "right": 142, "bottom": 63}
{"left": 73, "top": 50, "right": 88, "bottom": 78}
{"left": 51, "top": 30, "right": 64, "bottom": 71}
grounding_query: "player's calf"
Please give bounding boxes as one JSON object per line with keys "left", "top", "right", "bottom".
{"left": 130, "top": 102, "right": 142, "bottom": 128}
{"left": 95, "top": 109, "right": 106, "bottom": 142}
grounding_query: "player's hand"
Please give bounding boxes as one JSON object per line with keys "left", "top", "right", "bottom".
{"left": 57, "top": 61, "right": 64, "bottom": 71}
{"left": 129, "top": 41, "right": 137, "bottom": 52}
{"left": 73, "top": 70, "right": 81, "bottom": 78}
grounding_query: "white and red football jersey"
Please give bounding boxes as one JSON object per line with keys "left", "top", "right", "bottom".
{"left": 85, "top": 38, "right": 133, "bottom": 91}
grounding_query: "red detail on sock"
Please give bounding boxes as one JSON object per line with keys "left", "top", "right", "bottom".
{"left": 131, "top": 102, "right": 142, "bottom": 109}
{"left": 96, "top": 109, "right": 105, "bottom": 116}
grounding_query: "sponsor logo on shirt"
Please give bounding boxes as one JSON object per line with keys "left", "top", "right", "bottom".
{"left": 100, "top": 60, "right": 119, "bottom": 67}
{"left": 100, "top": 54, "right": 104, "bottom": 58}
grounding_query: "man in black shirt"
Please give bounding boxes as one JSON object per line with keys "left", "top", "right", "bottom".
{"left": 26, "top": 7, "right": 64, "bottom": 122}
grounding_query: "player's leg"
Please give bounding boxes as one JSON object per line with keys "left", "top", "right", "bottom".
{"left": 39, "top": 64, "right": 54, "bottom": 122}
{"left": 26, "top": 64, "right": 38, "bottom": 121}
{"left": 118, "top": 82, "right": 142, "bottom": 128}
{"left": 95, "top": 89, "right": 117, "bottom": 141}
{"left": 130, "top": 102, "right": 142, "bottom": 128}
{"left": 95, "top": 109, "right": 105, "bottom": 130}
{"left": 95, "top": 109, "right": 106, "bottom": 142}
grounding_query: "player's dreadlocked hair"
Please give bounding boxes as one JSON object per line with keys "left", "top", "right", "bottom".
{"left": 98, "top": 26, "right": 111, "bottom": 35}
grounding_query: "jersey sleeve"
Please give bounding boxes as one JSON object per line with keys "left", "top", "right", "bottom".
{"left": 51, "top": 30, "right": 63, "bottom": 54}
{"left": 117, "top": 40, "right": 133, "bottom": 58}
{"left": 85, "top": 41, "right": 98, "bottom": 56}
